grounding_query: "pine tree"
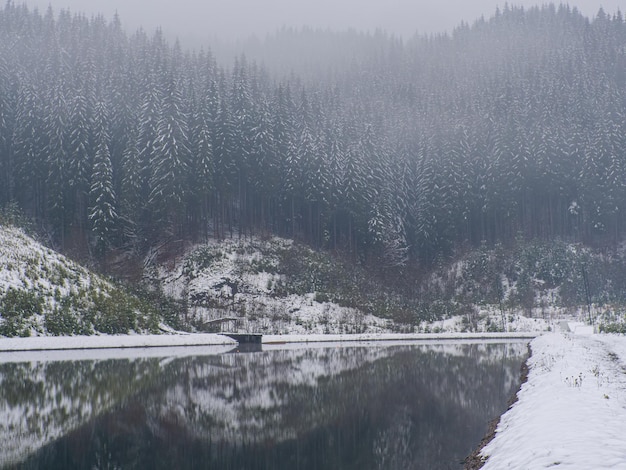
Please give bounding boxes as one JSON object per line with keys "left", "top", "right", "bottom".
{"left": 299, "top": 124, "right": 328, "bottom": 245}
{"left": 0, "top": 55, "right": 15, "bottom": 207}
{"left": 249, "top": 97, "right": 276, "bottom": 230}
{"left": 212, "top": 86, "right": 237, "bottom": 237}
{"left": 272, "top": 83, "right": 296, "bottom": 234}
{"left": 66, "top": 92, "right": 93, "bottom": 229}
{"left": 44, "top": 85, "right": 70, "bottom": 242}
{"left": 188, "top": 107, "right": 214, "bottom": 238}
{"left": 134, "top": 81, "right": 162, "bottom": 242}
{"left": 12, "top": 84, "right": 45, "bottom": 219}
{"left": 149, "top": 77, "right": 190, "bottom": 237}
{"left": 89, "top": 101, "right": 117, "bottom": 256}
{"left": 120, "top": 124, "right": 142, "bottom": 248}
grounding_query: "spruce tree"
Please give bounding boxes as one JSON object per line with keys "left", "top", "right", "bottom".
{"left": 89, "top": 101, "right": 117, "bottom": 256}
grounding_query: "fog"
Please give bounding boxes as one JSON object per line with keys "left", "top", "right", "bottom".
{"left": 19, "top": 0, "right": 625, "bottom": 45}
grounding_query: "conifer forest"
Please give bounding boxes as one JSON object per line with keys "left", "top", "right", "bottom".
{"left": 1, "top": 2, "right": 626, "bottom": 269}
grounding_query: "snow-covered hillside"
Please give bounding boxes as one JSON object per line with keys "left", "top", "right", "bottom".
{"left": 2, "top": 224, "right": 606, "bottom": 338}
{"left": 0, "top": 225, "right": 158, "bottom": 337}
{"left": 152, "top": 236, "right": 393, "bottom": 335}
{"left": 150, "top": 236, "right": 568, "bottom": 335}
{"left": 0, "top": 224, "right": 563, "bottom": 339}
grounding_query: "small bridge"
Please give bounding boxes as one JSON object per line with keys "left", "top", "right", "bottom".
{"left": 202, "top": 317, "right": 241, "bottom": 333}
{"left": 221, "top": 333, "right": 263, "bottom": 344}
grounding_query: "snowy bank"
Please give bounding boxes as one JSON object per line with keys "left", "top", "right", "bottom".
{"left": 480, "top": 333, "right": 626, "bottom": 469}
{"left": 0, "top": 333, "right": 235, "bottom": 352}
{"left": 263, "top": 332, "right": 538, "bottom": 344}
{"left": 0, "top": 332, "right": 536, "bottom": 353}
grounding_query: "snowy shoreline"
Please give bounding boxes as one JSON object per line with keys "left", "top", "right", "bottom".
{"left": 0, "top": 333, "right": 236, "bottom": 352}
{"left": 262, "top": 332, "right": 537, "bottom": 343}
{"left": 479, "top": 333, "right": 626, "bottom": 469}
{"left": 0, "top": 331, "right": 538, "bottom": 352}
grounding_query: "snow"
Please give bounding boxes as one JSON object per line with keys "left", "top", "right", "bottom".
{"left": 262, "top": 332, "right": 537, "bottom": 344}
{"left": 481, "top": 332, "right": 626, "bottom": 469}
{"left": 0, "top": 224, "right": 158, "bottom": 336}
{"left": 152, "top": 235, "right": 583, "bottom": 337}
{"left": 0, "top": 331, "right": 533, "bottom": 355}
{"left": 0, "top": 225, "right": 96, "bottom": 298}
{"left": 0, "top": 333, "right": 235, "bottom": 352}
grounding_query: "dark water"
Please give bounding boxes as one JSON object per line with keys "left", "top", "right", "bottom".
{"left": 0, "top": 341, "right": 527, "bottom": 470}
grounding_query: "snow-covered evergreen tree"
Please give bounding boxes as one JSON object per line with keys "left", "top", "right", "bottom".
{"left": 149, "top": 78, "right": 190, "bottom": 235}
{"left": 89, "top": 101, "right": 117, "bottom": 256}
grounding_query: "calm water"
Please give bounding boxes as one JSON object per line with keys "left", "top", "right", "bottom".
{"left": 0, "top": 341, "right": 528, "bottom": 470}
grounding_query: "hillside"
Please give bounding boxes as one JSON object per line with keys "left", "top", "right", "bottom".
{"left": 2, "top": 221, "right": 626, "bottom": 338}
{"left": 0, "top": 224, "right": 161, "bottom": 337}
{"left": 150, "top": 236, "right": 393, "bottom": 335}
{"left": 147, "top": 235, "right": 624, "bottom": 335}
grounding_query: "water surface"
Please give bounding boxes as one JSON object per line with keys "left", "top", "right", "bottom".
{"left": 0, "top": 340, "right": 527, "bottom": 469}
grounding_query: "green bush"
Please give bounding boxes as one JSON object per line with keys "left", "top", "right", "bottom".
{"left": 90, "top": 293, "right": 137, "bottom": 334}
{"left": 599, "top": 323, "right": 626, "bottom": 334}
{"left": 0, "top": 288, "right": 41, "bottom": 337}
{"left": 44, "top": 305, "right": 80, "bottom": 336}
{"left": 0, "top": 288, "right": 44, "bottom": 319}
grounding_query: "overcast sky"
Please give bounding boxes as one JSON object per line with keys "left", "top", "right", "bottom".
{"left": 19, "top": 0, "right": 625, "bottom": 44}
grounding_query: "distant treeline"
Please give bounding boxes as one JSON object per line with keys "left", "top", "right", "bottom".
{"left": 0, "top": 2, "right": 625, "bottom": 266}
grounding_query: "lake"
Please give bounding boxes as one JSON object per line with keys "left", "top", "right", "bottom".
{"left": 0, "top": 340, "right": 528, "bottom": 469}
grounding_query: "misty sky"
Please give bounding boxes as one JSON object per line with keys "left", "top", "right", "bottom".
{"left": 19, "top": 0, "right": 625, "bottom": 44}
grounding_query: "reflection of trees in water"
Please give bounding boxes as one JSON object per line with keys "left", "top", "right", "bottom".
{"left": 154, "top": 342, "right": 526, "bottom": 470}
{"left": 0, "top": 358, "right": 164, "bottom": 466}
{"left": 1, "top": 342, "right": 527, "bottom": 469}
{"left": 374, "top": 406, "right": 414, "bottom": 469}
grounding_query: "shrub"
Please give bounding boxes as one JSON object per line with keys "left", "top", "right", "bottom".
{"left": 0, "top": 288, "right": 44, "bottom": 319}
{"left": 599, "top": 323, "right": 626, "bottom": 334}
{"left": 45, "top": 305, "right": 80, "bottom": 336}
{"left": 183, "top": 246, "right": 223, "bottom": 278}
{"left": 0, "top": 202, "right": 33, "bottom": 232}
{"left": 90, "top": 293, "right": 137, "bottom": 334}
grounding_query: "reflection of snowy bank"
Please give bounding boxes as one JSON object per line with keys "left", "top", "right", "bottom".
{"left": 0, "top": 343, "right": 236, "bottom": 364}
{"left": 154, "top": 345, "right": 414, "bottom": 443}
{"left": 481, "top": 333, "right": 626, "bottom": 469}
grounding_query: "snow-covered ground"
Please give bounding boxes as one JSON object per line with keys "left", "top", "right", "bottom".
{"left": 263, "top": 332, "right": 537, "bottom": 344}
{"left": 0, "top": 331, "right": 535, "bottom": 351}
{"left": 480, "top": 332, "right": 626, "bottom": 469}
{"left": 0, "top": 332, "right": 235, "bottom": 352}
{"left": 0, "top": 224, "right": 601, "bottom": 338}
